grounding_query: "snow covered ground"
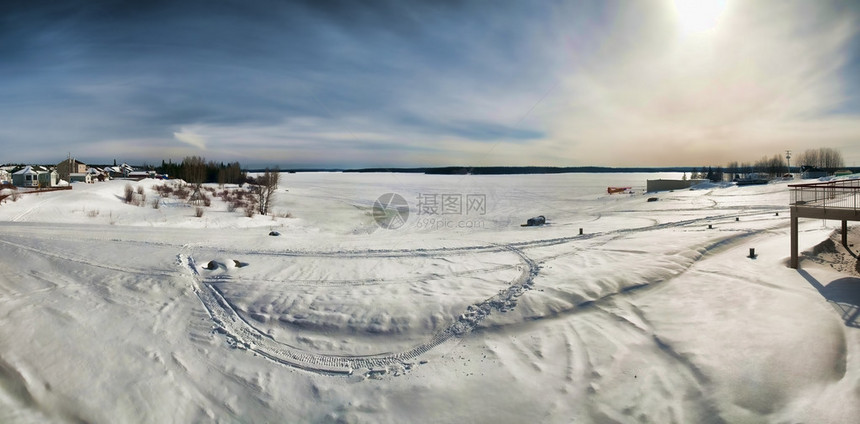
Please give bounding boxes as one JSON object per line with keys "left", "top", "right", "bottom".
{"left": 0, "top": 173, "right": 857, "bottom": 423}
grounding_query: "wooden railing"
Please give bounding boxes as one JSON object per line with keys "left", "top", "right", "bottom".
{"left": 789, "top": 179, "right": 859, "bottom": 212}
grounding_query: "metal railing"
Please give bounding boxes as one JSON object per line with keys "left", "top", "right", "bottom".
{"left": 789, "top": 179, "right": 860, "bottom": 211}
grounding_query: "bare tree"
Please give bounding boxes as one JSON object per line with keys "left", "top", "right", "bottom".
{"left": 726, "top": 161, "right": 740, "bottom": 180}
{"left": 254, "top": 167, "right": 280, "bottom": 215}
{"left": 182, "top": 156, "right": 207, "bottom": 187}
{"left": 797, "top": 147, "right": 844, "bottom": 171}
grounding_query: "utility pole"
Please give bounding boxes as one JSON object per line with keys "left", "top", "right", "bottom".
{"left": 785, "top": 150, "right": 792, "bottom": 177}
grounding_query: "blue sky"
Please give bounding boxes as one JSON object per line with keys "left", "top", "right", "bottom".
{"left": 1, "top": 0, "right": 859, "bottom": 168}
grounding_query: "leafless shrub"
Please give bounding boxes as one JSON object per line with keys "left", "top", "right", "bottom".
{"left": 253, "top": 167, "right": 279, "bottom": 215}
{"left": 124, "top": 184, "right": 134, "bottom": 203}
{"left": 203, "top": 196, "right": 211, "bottom": 207}
{"left": 153, "top": 183, "right": 174, "bottom": 197}
{"left": 87, "top": 209, "right": 100, "bottom": 218}
{"left": 174, "top": 186, "right": 190, "bottom": 200}
{"left": 195, "top": 207, "right": 205, "bottom": 217}
{"left": 136, "top": 185, "right": 144, "bottom": 195}
{"left": 244, "top": 205, "right": 256, "bottom": 217}
{"left": 152, "top": 198, "right": 160, "bottom": 209}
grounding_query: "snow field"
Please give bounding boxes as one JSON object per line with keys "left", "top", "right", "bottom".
{"left": 0, "top": 173, "right": 857, "bottom": 423}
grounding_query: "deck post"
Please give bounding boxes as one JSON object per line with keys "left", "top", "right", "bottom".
{"left": 790, "top": 207, "right": 799, "bottom": 269}
{"left": 843, "top": 220, "right": 849, "bottom": 248}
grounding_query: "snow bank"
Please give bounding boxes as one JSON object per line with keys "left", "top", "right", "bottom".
{"left": 0, "top": 173, "right": 856, "bottom": 423}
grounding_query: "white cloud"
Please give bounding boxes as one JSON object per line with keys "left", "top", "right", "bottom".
{"left": 173, "top": 129, "right": 207, "bottom": 150}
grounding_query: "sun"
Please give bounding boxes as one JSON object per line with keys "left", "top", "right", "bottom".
{"left": 672, "top": 0, "right": 728, "bottom": 35}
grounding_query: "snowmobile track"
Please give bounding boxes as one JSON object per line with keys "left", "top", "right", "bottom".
{"left": 180, "top": 243, "right": 540, "bottom": 376}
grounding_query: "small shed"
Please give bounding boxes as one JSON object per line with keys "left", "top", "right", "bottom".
{"left": 38, "top": 169, "right": 59, "bottom": 187}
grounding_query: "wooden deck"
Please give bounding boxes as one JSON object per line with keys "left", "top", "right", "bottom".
{"left": 789, "top": 179, "right": 860, "bottom": 268}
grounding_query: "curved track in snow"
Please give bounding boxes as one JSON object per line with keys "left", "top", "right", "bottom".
{"left": 179, "top": 208, "right": 790, "bottom": 376}
{"left": 180, "top": 244, "right": 539, "bottom": 375}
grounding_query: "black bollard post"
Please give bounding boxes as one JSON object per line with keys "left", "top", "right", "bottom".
{"left": 748, "top": 248, "right": 756, "bottom": 258}
{"left": 736, "top": 217, "right": 739, "bottom": 221}
{"left": 708, "top": 224, "right": 713, "bottom": 229}
{"left": 579, "top": 228, "right": 583, "bottom": 235}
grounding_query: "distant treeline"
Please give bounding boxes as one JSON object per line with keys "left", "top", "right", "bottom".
{"left": 156, "top": 157, "right": 248, "bottom": 185}
{"left": 707, "top": 147, "right": 849, "bottom": 181}
{"left": 344, "top": 166, "right": 696, "bottom": 175}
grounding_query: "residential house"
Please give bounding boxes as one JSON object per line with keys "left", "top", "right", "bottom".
{"left": 127, "top": 170, "right": 156, "bottom": 179}
{"left": 56, "top": 159, "right": 87, "bottom": 181}
{"left": 87, "top": 167, "right": 106, "bottom": 182}
{"left": 119, "top": 163, "right": 135, "bottom": 177}
{"left": 12, "top": 166, "right": 57, "bottom": 188}
{"left": 104, "top": 166, "right": 122, "bottom": 179}
{"left": 12, "top": 166, "right": 39, "bottom": 187}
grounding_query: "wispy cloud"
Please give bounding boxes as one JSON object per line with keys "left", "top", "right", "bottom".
{"left": 0, "top": 0, "right": 858, "bottom": 167}
{"left": 173, "top": 129, "right": 206, "bottom": 150}
{"left": 539, "top": 0, "right": 860, "bottom": 166}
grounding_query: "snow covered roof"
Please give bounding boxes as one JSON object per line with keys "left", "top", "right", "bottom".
{"left": 13, "top": 166, "right": 38, "bottom": 175}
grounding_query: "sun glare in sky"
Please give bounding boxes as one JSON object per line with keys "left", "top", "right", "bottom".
{"left": 2, "top": 1, "right": 859, "bottom": 167}
{"left": 672, "top": 0, "right": 729, "bottom": 35}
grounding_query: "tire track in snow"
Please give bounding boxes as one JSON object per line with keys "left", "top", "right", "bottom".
{"left": 203, "top": 262, "right": 519, "bottom": 288}
{"left": 9, "top": 194, "right": 57, "bottom": 222}
{"left": 180, "top": 244, "right": 539, "bottom": 375}
{"left": 458, "top": 215, "right": 793, "bottom": 338}
{"left": 180, "top": 209, "right": 788, "bottom": 375}
{"left": 0, "top": 236, "right": 176, "bottom": 277}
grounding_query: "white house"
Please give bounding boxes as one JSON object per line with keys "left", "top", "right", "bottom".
{"left": 119, "top": 163, "right": 135, "bottom": 177}
{"left": 86, "top": 167, "right": 106, "bottom": 181}
{"left": 69, "top": 173, "right": 93, "bottom": 184}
